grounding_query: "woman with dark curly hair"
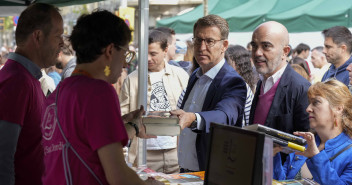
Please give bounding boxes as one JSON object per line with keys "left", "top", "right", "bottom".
{"left": 225, "top": 45, "right": 256, "bottom": 126}
{"left": 225, "top": 45, "right": 257, "bottom": 92}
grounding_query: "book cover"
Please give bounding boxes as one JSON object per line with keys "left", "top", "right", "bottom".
{"left": 136, "top": 167, "right": 204, "bottom": 185}
{"left": 272, "top": 178, "right": 319, "bottom": 185}
{"left": 167, "top": 171, "right": 205, "bottom": 181}
{"left": 244, "top": 124, "right": 307, "bottom": 146}
{"left": 269, "top": 135, "right": 306, "bottom": 154}
{"left": 243, "top": 125, "right": 306, "bottom": 154}
{"left": 160, "top": 171, "right": 204, "bottom": 184}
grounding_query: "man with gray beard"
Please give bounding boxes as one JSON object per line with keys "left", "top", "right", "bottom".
{"left": 249, "top": 21, "right": 310, "bottom": 135}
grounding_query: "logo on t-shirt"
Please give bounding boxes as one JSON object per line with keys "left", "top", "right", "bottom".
{"left": 42, "top": 104, "right": 57, "bottom": 141}
{"left": 150, "top": 81, "right": 171, "bottom": 111}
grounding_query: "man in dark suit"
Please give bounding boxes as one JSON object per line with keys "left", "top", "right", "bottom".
{"left": 249, "top": 21, "right": 310, "bottom": 134}
{"left": 171, "top": 15, "right": 246, "bottom": 172}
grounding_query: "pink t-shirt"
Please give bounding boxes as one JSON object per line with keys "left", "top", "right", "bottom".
{"left": 0, "top": 60, "right": 45, "bottom": 185}
{"left": 41, "top": 75, "right": 128, "bottom": 185}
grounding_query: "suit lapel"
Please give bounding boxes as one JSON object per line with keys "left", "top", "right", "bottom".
{"left": 201, "top": 63, "right": 227, "bottom": 110}
{"left": 249, "top": 80, "right": 262, "bottom": 124}
{"left": 265, "top": 65, "right": 291, "bottom": 126}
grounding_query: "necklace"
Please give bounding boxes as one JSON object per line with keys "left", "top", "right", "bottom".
{"left": 71, "top": 69, "right": 92, "bottom": 78}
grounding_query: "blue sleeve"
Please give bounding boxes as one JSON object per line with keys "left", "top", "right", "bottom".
{"left": 197, "top": 75, "right": 247, "bottom": 133}
{"left": 273, "top": 153, "right": 287, "bottom": 180}
{"left": 273, "top": 152, "right": 302, "bottom": 180}
{"left": 307, "top": 150, "right": 352, "bottom": 185}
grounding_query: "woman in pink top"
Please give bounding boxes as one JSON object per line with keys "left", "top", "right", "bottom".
{"left": 41, "top": 10, "right": 159, "bottom": 185}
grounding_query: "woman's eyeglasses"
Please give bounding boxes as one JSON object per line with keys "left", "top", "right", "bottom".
{"left": 117, "top": 45, "right": 136, "bottom": 64}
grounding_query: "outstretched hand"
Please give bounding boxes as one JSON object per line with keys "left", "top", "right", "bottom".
{"left": 122, "top": 105, "right": 145, "bottom": 123}
{"left": 137, "top": 120, "right": 157, "bottom": 139}
{"left": 294, "top": 131, "right": 320, "bottom": 158}
{"left": 122, "top": 106, "right": 156, "bottom": 139}
{"left": 170, "top": 109, "right": 196, "bottom": 130}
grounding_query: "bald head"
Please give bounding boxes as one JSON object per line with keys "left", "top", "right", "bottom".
{"left": 254, "top": 21, "right": 289, "bottom": 46}
{"left": 251, "top": 21, "right": 290, "bottom": 79}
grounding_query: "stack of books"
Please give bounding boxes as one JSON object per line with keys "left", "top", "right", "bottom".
{"left": 244, "top": 124, "right": 307, "bottom": 154}
{"left": 142, "top": 111, "right": 181, "bottom": 136}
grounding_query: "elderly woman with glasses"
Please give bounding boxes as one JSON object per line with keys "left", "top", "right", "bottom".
{"left": 41, "top": 10, "right": 161, "bottom": 185}
{"left": 273, "top": 80, "right": 352, "bottom": 185}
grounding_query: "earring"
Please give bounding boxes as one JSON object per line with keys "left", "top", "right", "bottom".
{"left": 335, "top": 119, "right": 338, "bottom": 127}
{"left": 104, "top": 66, "right": 111, "bottom": 77}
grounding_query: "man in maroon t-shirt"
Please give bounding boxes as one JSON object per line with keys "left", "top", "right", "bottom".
{"left": 0, "top": 3, "right": 63, "bottom": 185}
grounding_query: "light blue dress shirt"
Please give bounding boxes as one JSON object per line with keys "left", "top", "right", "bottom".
{"left": 178, "top": 59, "right": 225, "bottom": 171}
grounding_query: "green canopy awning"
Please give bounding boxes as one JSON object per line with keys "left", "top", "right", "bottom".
{"left": 157, "top": 0, "right": 352, "bottom": 33}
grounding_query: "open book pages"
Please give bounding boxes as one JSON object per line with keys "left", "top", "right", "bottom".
{"left": 142, "top": 111, "right": 181, "bottom": 136}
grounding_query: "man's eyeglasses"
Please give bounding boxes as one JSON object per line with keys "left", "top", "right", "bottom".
{"left": 117, "top": 45, "right": 136, "bottom": 64}
{"left": 192, "top": 37, "right": 224, "bottom": 47}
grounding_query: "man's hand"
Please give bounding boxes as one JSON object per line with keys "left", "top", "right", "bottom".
{"left": 170, "top": 109, "right": 196, "bottom": 130}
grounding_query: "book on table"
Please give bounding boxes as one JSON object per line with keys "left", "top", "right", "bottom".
{"left": 243, "top": 124, "right": 307, "bottom": 154}
{"left": 142, "top": 111, "right": 181, "bottom": 136}
{"left": 272, "top": 178, "right": 319, "bottom": 185}
{"left": 136, "top": 167, "right": 204, "bottom": 185}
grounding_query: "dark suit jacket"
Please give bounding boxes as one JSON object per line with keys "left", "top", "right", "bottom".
{"left": 180, "top": 62, "right": 247, "bottom": 170}
{"left": 249, "top": 64, "right": 311, "bottom": 134}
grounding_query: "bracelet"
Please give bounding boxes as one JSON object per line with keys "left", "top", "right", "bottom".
{"left": 127, "top": 122, "right": 139, "bottom": 136}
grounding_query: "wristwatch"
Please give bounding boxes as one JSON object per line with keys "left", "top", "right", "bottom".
{"left": 127, "top": 122, "right": 139, "bottom": 136}
{"left": 189, "top": 113, "right": 197, "bottom": 129}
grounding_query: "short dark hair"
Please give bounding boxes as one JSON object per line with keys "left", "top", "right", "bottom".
{"left": 70, "top": 10, "right": 131, "bottom": 64}
{"left": 322, "top": 26, "right": 352, "bottom": 54}
{"left": 295, "top": 43, "right": 310, "bottom": 55}
{"left": 61, "top": 35, "right": 74, "bottom": 56}
{"left": 149, "top": 30, "right": 168, "bottom": 51}
{"left": 291, "top": 64, "right": 309, "bottom": 81}
{"left": 193, "top": 14, "right": 229, "bottom": 39}
{"left": 312, "top": 46, "right": 324, "bottom": 53}
{"left": 16, "top": 3, "right": 60, "bottom": 45}
{"left": 291, "top": 56, "right": 310, "bottom": 75}
{"left": 154, "top": 27, "right": 175, "bottom": 45}
{"left": 225, "top": 45, "right": 256, "bottom": 92}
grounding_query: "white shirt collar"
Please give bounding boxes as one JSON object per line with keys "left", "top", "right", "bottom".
{"left": 260, "top": 64, "right": 287, "bottom": 84}
{"left": 260, "top": 63, "right": 287, "bottom": 94}
{"left": 196, "top": 58, "right": 225, "bottom": 79}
